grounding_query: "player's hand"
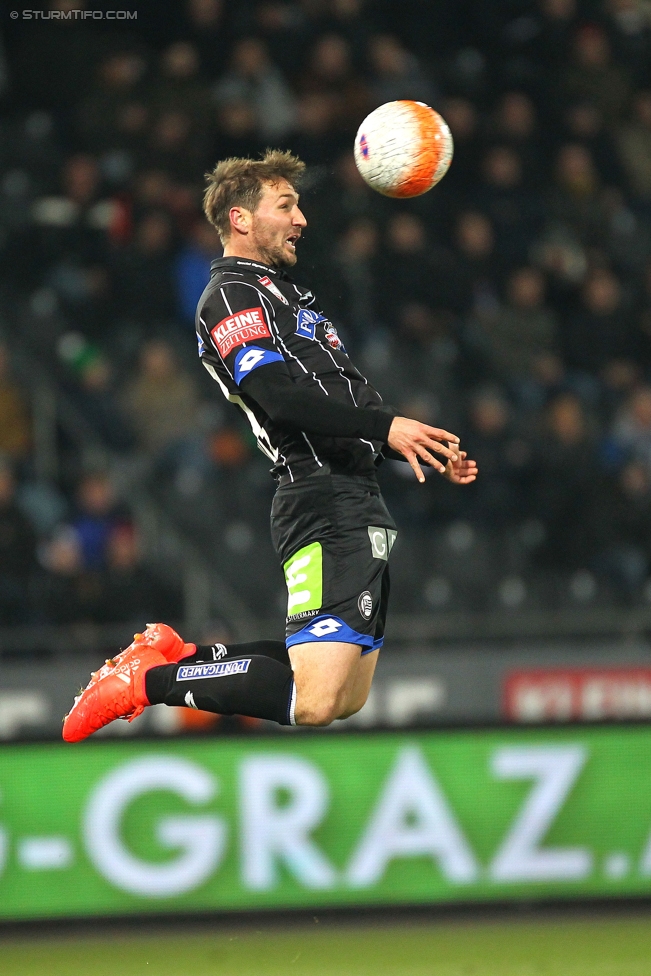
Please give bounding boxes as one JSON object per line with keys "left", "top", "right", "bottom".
{"left": 387, "top": 417, "right": 460, "bottom": 483}
{"left": 442, "top": 450, "right": 478, "bottom": 485}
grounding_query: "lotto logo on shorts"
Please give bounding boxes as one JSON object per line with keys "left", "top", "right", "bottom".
{"left": 177, "top": 660, "right": 251, "bottom": 680}
{"left": 211, "top": 307, "right": 270, "bottom": 357}
{"left": 308, "top": 617, "right": 342, "bottom": 637}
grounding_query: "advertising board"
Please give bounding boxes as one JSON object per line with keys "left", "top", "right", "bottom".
{"left": 1, "top": 726, "right": 650, "bottom": 919}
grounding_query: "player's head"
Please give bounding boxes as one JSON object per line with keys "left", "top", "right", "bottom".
{"left": 204, "top": 149, "right": 307, "bottom": 268}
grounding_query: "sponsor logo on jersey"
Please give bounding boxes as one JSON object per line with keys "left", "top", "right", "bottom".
{"left": 259, "top": 275, "right": 289, "bottom": 305}
{"left": 234, "top": 345, "right": 284, "bottom": 385}
{"left": 325, "top": 324, "right": 346, "bottom": 353}
{"left": 287, "top": 609, "right": 319, "bottom": 622}
{"left": 358, "top": 590, "right": 373, "bottom": 619}
{"left": 211, "top": 643, "right": 228, "bottom": 660}
{"left": 177, "top": 660, "right": 251, "bottom": 680}
{"left": 296, "top": 307, "right": 326, "bottom": 340}
{"left": 211, "top": 307, "right": 270, "bottom": 357}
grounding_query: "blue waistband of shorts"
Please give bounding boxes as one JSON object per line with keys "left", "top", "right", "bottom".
{"left": 286, "top": 615, "right": 375, "bottom": 649}
{"left": 361, "top": 636, "right": 384, "bottom": 655}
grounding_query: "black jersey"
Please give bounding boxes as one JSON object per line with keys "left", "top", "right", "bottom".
{"left": 196, "top": 256, "right": 392, "bottom": 481}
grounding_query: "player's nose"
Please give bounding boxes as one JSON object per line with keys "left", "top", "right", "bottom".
{"left": 294, "top": 206, "right": 307, "bottom": 228}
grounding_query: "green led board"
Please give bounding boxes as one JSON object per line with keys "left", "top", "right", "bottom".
{"left": 1, "top": 726, "right": 650, "bottom": 919}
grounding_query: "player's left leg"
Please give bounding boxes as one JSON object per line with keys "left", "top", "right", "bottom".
{"left": 336, "top": 648, "right": 380, "bottom": 720}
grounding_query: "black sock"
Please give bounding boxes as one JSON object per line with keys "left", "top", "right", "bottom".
{"left": 145, "top": 655, "right": 296, "bottom": 726}
{"left": 189, "top": 640, "right": 290, "bottom": 668}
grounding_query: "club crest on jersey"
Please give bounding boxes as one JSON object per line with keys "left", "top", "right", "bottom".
{"left": 211, "top": 306, "right": 270, "bottom": 357}
{"left": 296, "top": 308, "right": 326, "bottom": 340}
{"left": 325, "top": 324, "right": 346, "bottom": 353}
{"left": 259, "top": 275, "right": 289, "bottom": 305}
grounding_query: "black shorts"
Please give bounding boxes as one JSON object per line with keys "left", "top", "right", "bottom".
{"left": 270, "top": 472, "right": 397, "bottom": 653}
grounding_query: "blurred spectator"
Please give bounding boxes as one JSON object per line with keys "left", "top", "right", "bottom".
{"left": 616, "top": 90, "right": 651, "bottom": 205}
{"left": 213, "top": 37, "right": 296, "bottom": 140}
{"left": 143, "top": 108, "right": 206, "bottom": 183}
{"left": 609, "top": 384, "right": 651, "bottom": 473}
{"left": 111, "top": 211, "right": 177, "bottom": 327}
{"left": 183, "top": 0, "right": 232, "bottom": 78}
{"left": 595, "top": 461, "right": 651, "bottom": 601}
{"left": 547, "top": 143, "right": 607, "bottom": 247}
{"left": 463, "top": 387, "right": 529, "bottom": 526}
{"left": 0, "top": 463, "right": 38, "bottom": 624}
{"left": 563, "top": 101, "right": 625, "bottom": 187}
{"left": 367, "top": 34, "right": 438, "bottom": 106}
{"left": 604, "top": 0, "right": 651, "bottom": 88}
{"left": 492, "top": 92, "right": 543, "bottom": 185}
{"left": 481, "top": 267, "right": 562, "bottom": 404}
{"left": 476, "top": 145, "right": 542, "bottom": 265}
{"left": 378, "top": 213, "right": 459, "bottom": 321}
{"left": 563, "top": 267, "right": 634, "bottom": 378}
{"left": 174, "top": 220, "right": 222, "bottom": 324}
{"left": 70, "top": 471, "right": 128, "bottom": 570}
{"left": 122, "top": 339, "right": 203, "bottom": 470}
{"left": 450, "top": 211, "right": 501, "bottom": 318}
{"left": 331, "top": 217, "right": 381, "bottom": 345}
{"left": 76, "top": 50, "right": 149, "bottom": 156}
{"left": 154, "top": 42, "right": 211, "bottom": 121}
{"left": 98, "top": 524, "right": 182, "bottom": 623}
{"left": 530, "top": 392, "right": 600, "bottom": 569}
{"left": 561, "top": 23, "right": 632, "bottom": 125}
{"left": 0, "top": 342, "right": 31, "bottom": 463}
{"left": 441, "top": 97, "right": 480, "bottom": 192}
{"left": 299, "top": 33, "right": 371, "bottom": 133}
{"left": 39, "top": 525, "right": 103, "bottom": 625}
{"left": 30, "top": 154, "right": 114, "bottom": 334}
{"left": 590, "top": 461, "right": 651, "bottom": 603}
{"left": 57, "top": 333, "right": 135, "bottom": 452}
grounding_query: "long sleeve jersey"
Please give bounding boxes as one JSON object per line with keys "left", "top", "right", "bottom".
{"left": 196, "top": 256, "right": 395, "bottom": 482}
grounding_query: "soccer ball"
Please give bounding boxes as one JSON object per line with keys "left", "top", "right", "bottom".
{"left": 354, "top": 100, "right": 454, "bottom": 198}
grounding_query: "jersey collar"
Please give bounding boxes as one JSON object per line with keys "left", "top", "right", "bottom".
{"left": 210, "top": 257, "right": 293, "bottom": 280}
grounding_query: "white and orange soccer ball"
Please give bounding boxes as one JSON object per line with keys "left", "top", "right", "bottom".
{"left": 354, "top": 100, "right": 454, "bottom": 198}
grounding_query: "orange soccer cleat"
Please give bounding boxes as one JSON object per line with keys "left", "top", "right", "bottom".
{"left": 86, "top": 623, "right": 195, "bottom": 689}
{"left": 62, "top": 623, "right": 195, "bottom": 743}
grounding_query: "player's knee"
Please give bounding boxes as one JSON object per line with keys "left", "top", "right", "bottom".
{"left": 295, "top": 689, "right": 345, "bottom": 727}
{"left": 337, "top": 689, "right": 369, "bottom": 720}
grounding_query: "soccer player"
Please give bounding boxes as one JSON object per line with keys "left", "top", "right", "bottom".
{"left": 62, "top": 150, "right": 477, "bottom": 741}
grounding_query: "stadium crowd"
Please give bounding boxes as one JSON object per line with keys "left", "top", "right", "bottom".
{"left": 2, "top": 0, "right": 651, "bottom": 628}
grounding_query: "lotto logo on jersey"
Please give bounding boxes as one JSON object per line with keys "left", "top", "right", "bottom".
{"left": 234, "top": 345, "right": 284, "bottom": 385}
{"left": 211, "top": 307, "right": 270, "bottom": 357}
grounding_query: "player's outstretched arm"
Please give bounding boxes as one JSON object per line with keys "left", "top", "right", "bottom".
{"left": 387, "top": 417, "right": 476, "bottom": 484}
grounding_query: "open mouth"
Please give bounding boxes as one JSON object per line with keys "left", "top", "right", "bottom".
{"left": 285, "top": 234, "right": 300, "bottom": 250}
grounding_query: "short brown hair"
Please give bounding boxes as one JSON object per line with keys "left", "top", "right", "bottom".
{"left": 203, "top": 149, "right": 306, "bottom": 243}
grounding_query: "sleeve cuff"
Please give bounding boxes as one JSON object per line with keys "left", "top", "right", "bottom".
{"left": 367, "top": 409, "right": 395, "bottom": 444}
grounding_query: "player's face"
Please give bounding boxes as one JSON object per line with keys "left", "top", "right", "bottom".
{"left": 250, "top": 180, "right": 307, "bottom": 267}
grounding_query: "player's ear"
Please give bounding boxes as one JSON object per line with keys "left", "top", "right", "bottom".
{"left": 229, "top": 206, "right": 251, "bottom": 237}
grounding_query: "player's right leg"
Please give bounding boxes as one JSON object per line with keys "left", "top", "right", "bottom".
{"left": 288, "top": 640, "right": 369, "bottom": 725}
